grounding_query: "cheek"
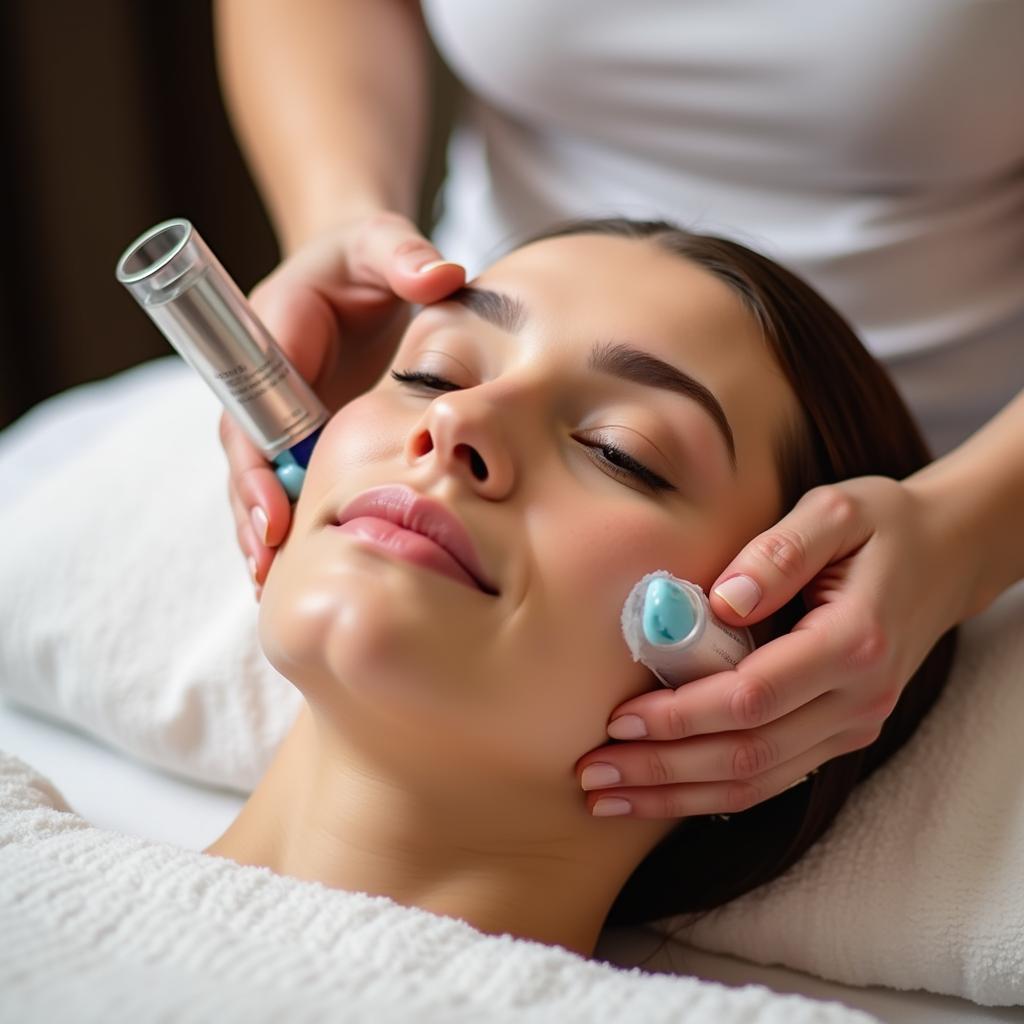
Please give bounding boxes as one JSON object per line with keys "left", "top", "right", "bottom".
{"left": 510, "top": 493, "right": 758, "bottom": 741}
{"left": 494, "top": 504, "right": 715, "bottom": 759}
{"left": 298, "top": 393, "right": 404, "bottom": 507}
{"left": 543, "top": 502, "right": 730, "bottom": 648}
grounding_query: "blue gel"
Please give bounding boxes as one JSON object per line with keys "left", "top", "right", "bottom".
{"left": 272, "top": 451, "right": 306, "bottom": 501}
{"left": 271, "top": 425, "right": 324, "bottom": 501}
{"left": 642, "top": 577, "right": 696, "bottom": 646}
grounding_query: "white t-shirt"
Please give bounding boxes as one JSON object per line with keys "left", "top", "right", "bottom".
{"left": 421, "top": 0, "right": 1024, "bottom": 455}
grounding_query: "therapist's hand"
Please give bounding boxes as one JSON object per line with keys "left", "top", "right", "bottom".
{"left": 220, "top": 212, "right": 465, "bottom": 593}
{"left": 576, "top": 476, "right": 967, "bottom": 818}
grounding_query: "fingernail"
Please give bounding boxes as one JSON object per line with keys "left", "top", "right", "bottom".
{"left": 607, "top": 715, "right": 648, "bottom": 740}
{"left": 713, "top": 574, "right": 761, "bottom": 617}
{"left": 592, "top": 797, "right": 632, "bottom": 817}
{"left": 782, "top": 773, "right": 810, "bottom": 793}
{"left": 415, "top": 258, "right": 462, "bottom": 274}
{"left": 247, "top": 556, "right": 259, "bottom": 586}
{"left": 580, "top": 763, "right": 622, "bottom": 790}
{"left": 250, "top": 506, "right": 270, "bottom": 545}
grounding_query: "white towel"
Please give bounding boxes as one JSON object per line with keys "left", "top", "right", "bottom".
{"left": 0, "top": 360, "right": 300, "bottom": 791}
{"left": 671, "top": 582, "right": 1024, "bottom": 1006}
{"left": 0, "top": 750, "right": 877, "bottom": 1024}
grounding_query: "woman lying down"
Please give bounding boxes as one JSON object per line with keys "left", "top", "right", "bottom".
{"left": 204, "top": 218, "right": 955, "bottom": 957}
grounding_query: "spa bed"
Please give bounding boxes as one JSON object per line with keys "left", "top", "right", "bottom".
{"left": 0, "top": 360, "right": 1020, "bottom": 1023}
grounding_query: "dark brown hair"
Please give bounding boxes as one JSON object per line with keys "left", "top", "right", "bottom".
{"left": 521, "top": 218, "right": 957, "bottom": 926}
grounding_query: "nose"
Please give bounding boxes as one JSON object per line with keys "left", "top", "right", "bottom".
{"left": 405, "top": 389, "right": 515, "bottom": 499}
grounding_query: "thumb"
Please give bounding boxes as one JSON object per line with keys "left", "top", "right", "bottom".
{"left": 351, "top": 214, "right": 465, "bottom": 305}
{"left": 709, "top": 486, "right": 869, "bottom": 624}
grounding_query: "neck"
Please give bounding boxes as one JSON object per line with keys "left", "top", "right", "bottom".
{"left": 205, "top": 702, "right": 666, "bottom": 955}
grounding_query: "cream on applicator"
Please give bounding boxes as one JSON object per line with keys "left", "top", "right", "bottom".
{"left": 621, "top": 571, "right": 754, "bottom": 688}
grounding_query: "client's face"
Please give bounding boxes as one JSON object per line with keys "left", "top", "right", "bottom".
{"left": 259, "top": 234, "right": 798, "bottom": 788}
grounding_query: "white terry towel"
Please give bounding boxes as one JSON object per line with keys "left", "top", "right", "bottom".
{"left": 672, "top": 581, "right": 1024, "bottom": 1006}
{"left": 0, "top": 751, "right": 878, "bottom": 1024}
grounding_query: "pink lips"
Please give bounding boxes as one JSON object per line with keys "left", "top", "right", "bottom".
{"left": 333, "top": 485, "right": 498, "bottom": 595}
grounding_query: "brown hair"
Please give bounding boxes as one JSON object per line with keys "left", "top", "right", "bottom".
{"left": 521, "top": 218, "right": 957, "bottom": 926}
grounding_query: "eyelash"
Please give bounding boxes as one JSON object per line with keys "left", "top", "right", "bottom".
{"left": 389, "top": 368, "right": 675, "bottom": 492}
{"left": 391, "top": 369, "right": 462, "bottom": 393}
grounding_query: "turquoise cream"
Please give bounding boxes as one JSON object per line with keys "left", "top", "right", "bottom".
{"left": 642, "top": 576, "right": 697, "bottom": 646}
{"left": 621, "top": 570, "right": 755, "bottom": 689}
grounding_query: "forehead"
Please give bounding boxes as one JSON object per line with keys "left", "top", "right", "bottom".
{"left": 485, "top": 234, "right": 752, "bottom": 345}
{"left": 473, "top": 234, "right": 799, "bottom": 486}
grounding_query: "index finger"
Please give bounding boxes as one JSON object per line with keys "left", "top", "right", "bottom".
{"left": 607, "top": 617, "right": 849, "bottom": 741}
{"left": 220, "top": 412, "right": 292, "bottom": 547}
{"left": 709, "top": 486, "right": 869, "bottom": 625}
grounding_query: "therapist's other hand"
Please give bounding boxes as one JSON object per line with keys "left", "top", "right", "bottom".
{"left": 221, "top": 212, "right": 465, "bottom": 593}
{"left": 576, "top": 476, "right": 964, "bottom": 818}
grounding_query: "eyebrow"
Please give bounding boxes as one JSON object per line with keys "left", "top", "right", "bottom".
{"left": 450, "top": 286, "right": 737, "bottom": 469}
{"left": 452, "top": 286, "right": 528, "bottom": 334}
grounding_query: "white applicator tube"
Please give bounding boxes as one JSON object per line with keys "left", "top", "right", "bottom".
{"left": 621, "top": 570, "right": 754, "bottom": 688}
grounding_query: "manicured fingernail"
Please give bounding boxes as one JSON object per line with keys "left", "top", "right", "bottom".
{"left": 592, "top": 797, "right": 632, "bottom": 817}
{"left": 607, "top": 715, "right": 648, "bottom": 740}
{"left": 782, "top": 773, "right": 810, "bottom": 793}
{"left": 415, "top": 258, "right": 461, "bottom": 274}
{"left": 250, "top": 506, "right": 270, "bottom": 545}
{"left": 713, "top": 574, "right": 761, "bottom": 617}
{"left": 580, "top": 763, "right": 622, "bottom": 790}
{"left": 247, "top": 556, "right": 258, "bottom": 585}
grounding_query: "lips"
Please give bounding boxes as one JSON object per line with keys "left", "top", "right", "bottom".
{"left": 333, "top": 485, "right": 498, "bottom": 595}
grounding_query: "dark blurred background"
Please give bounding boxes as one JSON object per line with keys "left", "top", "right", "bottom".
{"left": 0, "top": 1, "right": 454, "bottom": 431}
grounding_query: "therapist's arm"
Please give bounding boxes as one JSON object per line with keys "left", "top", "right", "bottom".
{"left": 214, "top": 0, "right": 465, "bottom": 588}
{"left": 215, "top": 0, "right": 431, "bottom": 253}
{"left": 905, "top": 388, "right": 1024, "bottom": 619}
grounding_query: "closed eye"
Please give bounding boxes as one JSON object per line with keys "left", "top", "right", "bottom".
{"left": 390, "top": 368, "right": 675, "bottom": 492}
{"left": 584, "top": 438, "right": 674, "bottom": 492}
{"left": 390, "top": 368, "right": 462, "bottom": 393}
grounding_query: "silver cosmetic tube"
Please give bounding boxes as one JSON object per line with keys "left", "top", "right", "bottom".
{"left": 621, "top": 571, "right": 754, "bottom": 688}
{"left": 115, "top": 219, "right": 329, "bottom": 469}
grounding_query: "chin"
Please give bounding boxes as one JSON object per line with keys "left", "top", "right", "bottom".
{"left": 257, "top": 555, "right": 478, "bottom": 715}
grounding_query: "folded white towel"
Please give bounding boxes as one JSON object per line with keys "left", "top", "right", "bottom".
{"left": 0, "top": 750, "right": 877, "bottom": 1024}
